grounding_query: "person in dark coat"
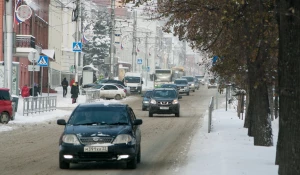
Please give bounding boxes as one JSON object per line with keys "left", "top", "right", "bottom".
{"left": 30, "top": 83, "right": 40, "bottom": 97}
{"left": 61, "top": 77, "right": 68, "bottom": 97}
{"left": 71, "top": 82, "right": 79, "bottom": 104}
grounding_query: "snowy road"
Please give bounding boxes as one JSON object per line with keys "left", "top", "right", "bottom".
{"left": 0, "top": 86, "right": 223, "bottom": 175}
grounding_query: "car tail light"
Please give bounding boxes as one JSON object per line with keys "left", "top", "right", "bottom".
{"left": 124, "top": 89, "right": 127, "bottom": 93}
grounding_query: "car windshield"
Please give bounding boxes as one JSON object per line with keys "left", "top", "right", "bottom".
{"left": 144, "top": 91, "right": 152, "bottom": 97}
{"left": 68, "top": 107, "right": 129, "bottom": 125}
{"left": 124, "top": 76, "right": 140, "bottom": 83}
{"left": 174, "top": 80, "right": 187, "bottom": 84}
{"left": 91, "top": 84, "right": 103, "bottom": 89}
{"left": 161, "top": 84, "right": 177, "bottom": 89}
{"left": 0, "top": 90, "right": 10, "bottom": 100}
{"left": 182, "top": 77, "right": 194, "bottom": 82}
{"left": 152, "top": 90, "right": 176, "bottom": 98}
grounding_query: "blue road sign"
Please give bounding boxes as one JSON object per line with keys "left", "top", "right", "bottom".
{"left": 37, "top": 56, "right": 49, "bottom": 67}
{"left": 147, "top": 66, "right": 150, "bottom": 72}
{"left": 73, "top": 42, "right": 82, "bottom": 52}
{"left": 137, "top": 58, "right": 142, "bottom": 64}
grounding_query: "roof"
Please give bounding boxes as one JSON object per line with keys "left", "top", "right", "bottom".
{"left": 0, "top": 88, "right": 10, "bottom": 91}
{"left": 78, "top": 103, "right": 128, "bottom": 108}
{"left": 153, "top": 88, "right": 176, "bottom": 91}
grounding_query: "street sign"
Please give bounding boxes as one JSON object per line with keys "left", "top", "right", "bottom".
{"left": 147, "top": 66, "right": 150, "bottom": 72}
{"left": 137, "top": 58, "right": 142, "bottom": 64}
{"left": 72, "top": 42, "right": 82, "bottom": 52}
{"left": 37, "top": 56, "right": 49, "bottom": 67}
{"left": 28, "top": 50, "right": 39, "bottom": 63}
{"left": 28, "top": 65, "right": 40, "bottom": 71}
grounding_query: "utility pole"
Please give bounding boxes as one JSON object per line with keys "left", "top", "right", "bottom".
{"left": 132, "top": 10, "right": 137, "bottom": 72}
{"left": 4, "top": 0, "right": 13, "bottom": 90}
{"left": 145, "top": 33, "right": 149, "bottom": 86}
{"left": 109, "top": 0, "right": 115, "bottom": 78}
{"left": 73, "top": 0, "right": 81, "bottom": 82}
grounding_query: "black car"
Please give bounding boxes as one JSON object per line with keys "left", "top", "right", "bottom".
{"left": 57, "top": 103, "right": 143, "bottom": 169}
{"left": 148, "top": 88, "right": 182, "bottom": 117}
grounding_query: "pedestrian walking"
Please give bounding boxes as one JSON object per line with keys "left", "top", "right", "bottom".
{"left": 71, "top": 82, "right": 79, "bottom": 104}
{"left": 30, "top": 83, "right": 40, "bottom": 97}
{"left": 61, "top": 77, "right": 68, "bottom": 97}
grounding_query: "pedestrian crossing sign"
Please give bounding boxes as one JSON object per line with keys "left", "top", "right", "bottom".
{"left": 72, "top": 42, "right": 82, "bottom": 52}
{"left": 137, "top": 58, "right": 142, "bottom": 64}
{"left": 37, "top": 56, "right": 49, "bottom": 67}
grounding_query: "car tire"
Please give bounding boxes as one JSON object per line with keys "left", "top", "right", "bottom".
{"left": 127, "top": 155, "right": 137, "bottom": 169}
{"left": 0, "top": 112, "right": 10, "bottom": 124}
{"left": 142, "top": 106, "right": 146, "bottom": 111}
{"left": 149, "top": 111, "right": 153, "bottom": 117}
{"left": 137, "top": 145, "right": 141, "bottom": 163}
{"left": 115, "top": 94, "right": 121, "bottom": 100}
{"left": 59, "top": 158, "right": 70, "bottom": 169}
{"left": 175, "top": 111, "right": 180, "bottom": 117}
{"left": 187, "top": 92, "right": 189, "bottom": 96}
{"left": 193, "top": 89, "right": 195, "bottom": 92}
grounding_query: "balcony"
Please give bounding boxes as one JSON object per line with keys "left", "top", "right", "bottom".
{"left": 14, "top": 35, "right": 36, "bottom": 57}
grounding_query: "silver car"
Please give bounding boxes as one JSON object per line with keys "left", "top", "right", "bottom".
{"left": 181, "top": 76, "right": 196, "bottom": 92}
{"left": 174, "top": 79, "right": 190, "bottom": 96}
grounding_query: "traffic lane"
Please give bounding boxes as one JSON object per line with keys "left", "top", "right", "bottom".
{"left": 0, "top": 88, "right": 219, "bottom": 175}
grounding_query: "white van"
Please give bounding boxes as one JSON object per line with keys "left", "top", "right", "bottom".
{"left": 123, "top": 72, "right": 143, "bottom": 94}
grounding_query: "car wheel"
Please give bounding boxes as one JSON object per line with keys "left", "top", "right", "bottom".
{"left": 59, "top": 158, "right": 70, "bottom": 169}
{"left": 142, "top": 106, "right": 146, "bottom": 111}
{"left": 175, "top": 111, "right": 180, "bottom": 117}
{"left": 115, "top": 94, "right": 121, "bottom": 100}
{"left": 187, "top": 92, "right": 189, "bottom": 96}
{"left": 0, "top": 112, "right": 10, "bottom": 124}
{"left": 127, "top": 154, "right": 137, "bottom": 169}
{"left": 149, "top": 111, "right": 153, "bottom": 117}
{"left": 137, "top": 145, "right": 141, "bottom": 163}
{"left": 193, "top": 89, "right": 195, "bottom": 92}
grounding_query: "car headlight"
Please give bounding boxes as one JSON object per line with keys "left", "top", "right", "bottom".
{"left": 172, "top": 99, "right": 179, "bottom": 104}
{"left": 62, "top": 134, "right": 80, "bottom": 145}
{"left": 143, "top": 101, "right": 149, "bottom": 104}
{"left": 150, "top": 99, "right": 156, "bottom": 104}
{"left": 191, "top": 83, "right": 194, "bottom": 86}
{"left": 113, "top": 134, "right": 133, "bottom": 144}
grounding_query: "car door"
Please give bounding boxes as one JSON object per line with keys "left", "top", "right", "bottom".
{"left": 128, "top": 107, "right": 141, "bottom": 142}
{"left": 100, "top": 85, "right": 110, "bottom": 98}
{"left": 105, "top": 85, "right": 118, "bottom": 98}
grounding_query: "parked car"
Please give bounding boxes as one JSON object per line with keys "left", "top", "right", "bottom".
{"left": 81, "top": 83, "right": 97, "bottom": 95}
{"left": 115, "top": 84, "right": 131, "bottom": 96}
{"left": 91, "top": 83, "right": 126, "bottom": 100}
{"left": 173, "top": 79, "right": 190, "bottom": 96}
{"left": 96, "top": 79, "right": 130, "bottom": 95}
{"left": 141, "top": 90, "right": 153, "bottom": 111}
{"left": 182, "top": 76, "right": 196, "bottom": 92}
{"left": 57, "top": 103, "right": 143, "bottom": 169}
{"left": 148, "top": 88, "right": 182, "bottom": 117}
{"left": 0, "top": 88, "right": 13, "bottom": 124}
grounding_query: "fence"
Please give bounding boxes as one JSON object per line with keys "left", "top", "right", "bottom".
{"left": 23, "top": 96, "right": 57, "bottom": 116}
{"left": 208, "top": 96, "right": 214, "bottom": 133}
{"left": 85, "top": 90, "right": 101, "bottom": 103}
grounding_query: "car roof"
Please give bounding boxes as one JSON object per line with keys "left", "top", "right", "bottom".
{"left": 154, "top": 88, "right": 176, "bottom": 91}
{"left": 174, "top": 79, "right": 188, "bottom": 81}
{"left": 0, "top": 88, "right": 9, "bottom": 91}
{"left": 78, "top": 103, "right": 128, "bottom": 108}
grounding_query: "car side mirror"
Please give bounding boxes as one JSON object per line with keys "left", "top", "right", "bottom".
{"left": 133, "top": 119, "right": 143, "bottom": 125}
{"left": 178, "top": 95, "right": 182, "bottom": 99}
{"left": 141, "top": 81, "right": 144, "bottom": 84}
{"left": 57, "top": 119, "right": 66, "bottom": 125}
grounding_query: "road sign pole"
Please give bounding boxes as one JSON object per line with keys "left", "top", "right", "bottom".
{"left": 32, "top": 52, "right": 35, "bottom": 97}
{"left": 40, "top": 67, "right": 43, "bottom": 96}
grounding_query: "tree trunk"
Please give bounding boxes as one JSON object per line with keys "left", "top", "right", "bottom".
{"left": 276, "top": 0, "right": 300, "bottom": 174}
{"left": 244, "top": 91, "right": 250, "bottom": 128}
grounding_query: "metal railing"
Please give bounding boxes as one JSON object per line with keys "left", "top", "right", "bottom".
{"left": 23, "top": 96, "right": 57, "bottom": 116}
{"left": 85, "top": 90, "right": 101, "bottom": 103}
{"left": 208, "top": 96, "right": 214, "bottom": 133}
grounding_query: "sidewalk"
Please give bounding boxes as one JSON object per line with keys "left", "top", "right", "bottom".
{"left": 181, "top": 105, "right": 278, "bottom": 175}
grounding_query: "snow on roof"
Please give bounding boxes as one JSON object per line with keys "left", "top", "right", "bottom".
{"left": 83, "top": 64, "right": 99, "bottom": 71}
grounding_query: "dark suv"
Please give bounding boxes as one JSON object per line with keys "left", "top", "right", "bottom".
{"left": 148, "top": 88, "right": 182, "bottom": 117}
{"left": 0, "top": 88, "right": 13, "bottom": 124}
{"left": 57, "top": 103, "right": 143, "bottom": 169}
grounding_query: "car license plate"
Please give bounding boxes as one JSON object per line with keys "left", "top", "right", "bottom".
{"left": 160, "top": 107, "right": 169, "bottom": 110}
{"left": 84, "top": 146, "right": 108, "bottom": 152}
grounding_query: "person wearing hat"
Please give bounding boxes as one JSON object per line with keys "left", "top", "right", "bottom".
{"left": 71, "top": 82, "right": 79, "bottom": 103}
